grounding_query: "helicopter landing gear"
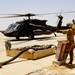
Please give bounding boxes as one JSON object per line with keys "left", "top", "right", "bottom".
{"left": 16, "top": 36, "right": 20, "bottom": 40}
{"left": 29, "top": 34, "right": 34, "bottom": 40}
{"left": 54, "top": 32, "right": 57, "bottom": 37}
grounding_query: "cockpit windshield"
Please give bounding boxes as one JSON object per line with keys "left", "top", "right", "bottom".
{"left": 7, "top": 23, "right": 19, "bottom": 30}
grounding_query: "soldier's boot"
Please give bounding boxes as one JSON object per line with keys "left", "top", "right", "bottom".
{"left": 69, "top": 58, "right": 73, "bottom": 64}
{"left": 69, "top": 61, "right": 72, "bottom": 64}
{"left": 69, "top": 51, "right": 73, "bottom": 64}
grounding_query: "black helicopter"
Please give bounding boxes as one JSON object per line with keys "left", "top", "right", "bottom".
{"left": 0, "top": 13, "right": 67, "bottom": 40}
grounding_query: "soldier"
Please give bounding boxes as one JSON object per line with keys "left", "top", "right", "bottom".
{"left": 5, "top": 41, "right": 11, "bottom": 50}
{"left": 60, "top": 23, "right": 75, "bottom": 64}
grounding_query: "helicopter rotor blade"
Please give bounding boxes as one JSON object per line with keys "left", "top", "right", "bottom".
{"left": 37, "top": 10, "right": 75, "bottom": 16}
{"left": 6, "top": 13, "right": 36, "bottom": 16}
{"left": 0, "top": 15, "right": 24, "bottom": 18}
{"left": 0, "top": 13, "right": 36, "bottom": 18}
{"left": 0, "top": 10, "right": 75, "bottom": 18}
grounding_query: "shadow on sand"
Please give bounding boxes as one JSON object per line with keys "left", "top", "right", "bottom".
{"left": 61, "top": 63, "right": 75, "bottom": 69}
{"left": 7, "top": 36, "right": 54, "bottom": 41}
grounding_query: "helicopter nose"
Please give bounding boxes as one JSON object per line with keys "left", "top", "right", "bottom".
{"left": 3, "top": 31, "right": 9, "bottom": 36}
{"left": 0, "top": 30, "right": 4, "bottom": 33}
{"left": 3, "top": 30, "right": 13, "bottom": 36}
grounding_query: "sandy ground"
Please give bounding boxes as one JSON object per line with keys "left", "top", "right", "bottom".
{"left": 0, "top": 32, "right": 75, "bottom": 75}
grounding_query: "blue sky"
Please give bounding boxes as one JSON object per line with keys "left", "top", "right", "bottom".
{"left": 0, "top": 0, "right": 75, "bottom": 30}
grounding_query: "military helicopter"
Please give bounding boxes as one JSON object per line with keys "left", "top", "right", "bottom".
{"left": 0, "top": 13, "right": 68, "bottom": 40}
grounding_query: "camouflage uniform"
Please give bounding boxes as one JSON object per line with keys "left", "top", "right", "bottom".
{"left": 62, "top": 23, "right": 75, "bottom": 64}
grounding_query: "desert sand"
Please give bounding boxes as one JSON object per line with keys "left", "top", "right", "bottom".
{"left": 0, "top": 32, "right": 75, "bottom": 75}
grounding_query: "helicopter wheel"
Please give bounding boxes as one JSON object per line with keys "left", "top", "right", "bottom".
{"left": 29, "top": 35, "right": 34, "bottom": 40}
{"left": 16, "top": 36, "right": 20, "bottom": 40}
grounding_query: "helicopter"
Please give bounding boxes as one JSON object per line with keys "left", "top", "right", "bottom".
{"left": 0, "top": 13, "right": 68, "bottom": 40}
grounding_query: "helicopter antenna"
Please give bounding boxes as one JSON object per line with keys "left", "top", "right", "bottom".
{"left": 60, "top": 9, "right": 63, "bottom": 15}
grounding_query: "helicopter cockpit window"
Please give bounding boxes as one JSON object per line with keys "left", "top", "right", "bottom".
{"left": 7, "top": 23, "right": 19, "bottom": 30}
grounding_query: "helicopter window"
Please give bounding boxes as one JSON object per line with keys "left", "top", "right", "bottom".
{"left": 7, "top": 24, "right": 19, "bottom": 30}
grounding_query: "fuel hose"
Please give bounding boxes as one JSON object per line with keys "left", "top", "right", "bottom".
{"left": 2, "top": 47, "right": 30, "bottom": 66}
{"left": 2, "top": 44, "right": 56, "bottom": 66}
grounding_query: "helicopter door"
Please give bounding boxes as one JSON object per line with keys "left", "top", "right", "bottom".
{"left": 18, "top": 25, "right": 26, "bottom": 36}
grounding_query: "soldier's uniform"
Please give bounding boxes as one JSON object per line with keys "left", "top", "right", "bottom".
{"left": 5, "top": 41, "right": 11, "bottom": 50}
{"left": 61, "top": 23, "right": 75, "bottom": 64}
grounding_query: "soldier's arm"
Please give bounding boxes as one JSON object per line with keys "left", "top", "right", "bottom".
{"left": 72, "top": 25, "right": 75, "bottom": 35}
{"left": 73, "top": 29, "right": 75, "bottom": 35}
{"left": 57, "top": 30, "right": 67, "bottom": 34}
